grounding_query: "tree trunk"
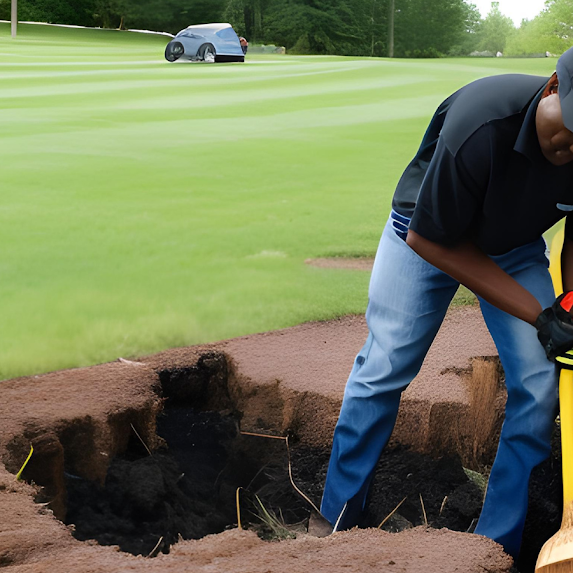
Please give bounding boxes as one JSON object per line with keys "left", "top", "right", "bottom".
{"left": 243, "top": 0, "right": 263, "bottom": 42}
{"left": 11, "top": 0, "right": 17, "bottom": 38}
{"left": 253, "top": 0, "right": 262, "bottom": 41}
{"left": 388, "top": 0, "right": 395, "bottom": 57}
{"left": 243, "top": 5, "right": 253, "bottom": 41}
{"left": 370, "top": 0, "right": 374, "bottom": 56}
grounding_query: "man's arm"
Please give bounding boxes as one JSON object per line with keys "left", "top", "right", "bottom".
{"left": 406, "top": 230, "right": 542, "bottom": 325}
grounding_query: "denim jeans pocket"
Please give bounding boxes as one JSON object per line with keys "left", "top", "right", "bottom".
{"left": 355, "top": 333, "right": 374, "bottom": 370}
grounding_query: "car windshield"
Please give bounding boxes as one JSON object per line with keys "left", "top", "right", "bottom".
{"left": 176, "top": 30, "right": 201, "bottom": 38}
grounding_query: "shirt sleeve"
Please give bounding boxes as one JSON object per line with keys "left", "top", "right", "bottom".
{"left": 409, "top": 125, "right": 490, "bottom": 246}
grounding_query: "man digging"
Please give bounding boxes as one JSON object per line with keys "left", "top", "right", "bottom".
{"left": 316, "top": 47, "right": 573, "bottom": 561}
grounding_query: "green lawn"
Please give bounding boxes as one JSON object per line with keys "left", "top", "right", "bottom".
{"left": 0, "top": 23, "right": 560, "bottom": 379}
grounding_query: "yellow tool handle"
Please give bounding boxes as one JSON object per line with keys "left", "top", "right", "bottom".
{"left": 561, "top": 368, "right": 573, "bottom": 506}
{"left": 550, "top": 228, "right": 565, "bottom": 298}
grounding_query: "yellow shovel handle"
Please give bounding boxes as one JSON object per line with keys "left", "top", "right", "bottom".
{"left": 561, "top": 368, "right": 573, "bottom": 505}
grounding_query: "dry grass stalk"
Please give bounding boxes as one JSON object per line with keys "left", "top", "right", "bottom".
{"left": 439, "top": 495, "right": 447, "bottom": 516}
{"left": 240, "top": 431, "right": 287, "bottom": 440}
{"left": 239, "top": 431, "right": 321, "bottom": 514}
{"left": 236, "top": 487, "right": 243, "bottom": 530}
{"left": 378, "top": 497, "right": 407, "bottom": 529}
{"left": 253, "top": 494, "right": 296, "bottom": 540}
{"left": 147, "top": 535, "right": 164, "bottom": 558}
{"left": 15, "top": 445, "right": 33, "bottom": 481}
{"left": 419, "top": 494, "right": 428, "bottom": 526}
{"left": 130, "top": 423, "right": 152, "bottom": 456}
{"left": 465, "top": 358, "right": 500, "bottom": 468}
{"left": 118, "top": 357, "right": 145, "bottom": 366}
{"left": 285, "top": 436, "right": 321, "bottom": 514}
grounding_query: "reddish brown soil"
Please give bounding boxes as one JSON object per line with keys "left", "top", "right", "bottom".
{"left": 305, "top": 257, "right": 374, "bottom": 271}
{"left": 0, "top": 306, "right": 517, "bottom": 572}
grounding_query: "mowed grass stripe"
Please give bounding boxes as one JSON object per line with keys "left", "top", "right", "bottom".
{"left": 0, "top": 22, "right": 558, "bottom": 379}
{"left": 2, "top": 94, "right": 444, "bottom": 143}
{"left": 0, "top": 70, "right": 430, "bottom": 99}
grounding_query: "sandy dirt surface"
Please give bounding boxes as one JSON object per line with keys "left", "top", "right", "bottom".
{"left": 0, "top": 306, "right": 517, "bottom": 573}
{"left": 305, "top": 257, "right": 374, "bottom": 271}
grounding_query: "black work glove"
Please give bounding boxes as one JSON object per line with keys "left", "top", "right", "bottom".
{"left": 536, "top": 292, "right": 573, "bottom": 361}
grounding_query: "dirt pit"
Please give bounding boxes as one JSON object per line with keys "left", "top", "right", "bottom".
{"left": 61, "top": 372, "right": 561, "bottom": 573}
{"left": 63, "top": 407, "right": 487, "bottom": 557}
{"left": 0, "top": 308, "right": 562, "bottom": 573}
{"left": 61, "top": 408, "right": 562, "bottom": 573}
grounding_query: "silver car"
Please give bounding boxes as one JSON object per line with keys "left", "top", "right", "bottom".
{"left": 165, "top": 23, "right": 245, "bottom": 63}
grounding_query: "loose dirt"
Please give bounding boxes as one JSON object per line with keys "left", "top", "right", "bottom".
{"left": 305, "top": 257, "right": 374, "bottom": 271}
{"left": 0, "top": 306, "right": 559, "bottom": 573}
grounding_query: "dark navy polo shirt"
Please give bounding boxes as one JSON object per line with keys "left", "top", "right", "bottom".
{"left": 392, "top": 74, "right": 573, "bottom": 256}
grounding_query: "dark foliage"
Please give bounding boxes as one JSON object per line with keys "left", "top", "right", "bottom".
{"left": 4, "top": 0, "right": 483, "bottom": 57}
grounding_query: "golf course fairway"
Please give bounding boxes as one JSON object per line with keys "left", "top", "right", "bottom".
{"left": 0, "top": 22, "right": 559, "bottom": 379}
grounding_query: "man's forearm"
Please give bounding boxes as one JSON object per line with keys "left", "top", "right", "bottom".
{"left": 406, "top": 230, "right": 542, "bottom": 325}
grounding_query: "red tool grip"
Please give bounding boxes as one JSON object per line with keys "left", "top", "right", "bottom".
{"left": 560, "top": 292, "right": 573, "bottom": 313}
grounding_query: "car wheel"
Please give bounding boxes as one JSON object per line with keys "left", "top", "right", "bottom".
{"left": 165, "top": 41, "right": 184, "bottom": 62}
{"left": 199, "top": 43, "right": 216, "bottom": 63}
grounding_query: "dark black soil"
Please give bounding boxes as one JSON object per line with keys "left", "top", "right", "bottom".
{"left": 287, "top": 434, "right": 563, "bottom": 573}
{"left": 290, "top": 444, "right": 486, "bottom": 533}
{"left": 366, "top": 446, "right": 483, "bottom": 531}
{"left": 64, "top": 414, "right": 563, "bottom": 571}
{"left": 65, "top": 409, "right": 242, "bottom": 556}
{"left": 64, "top": 406, "right": 313, "bottom": 555}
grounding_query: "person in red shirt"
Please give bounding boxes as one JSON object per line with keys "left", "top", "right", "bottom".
{"left": 239, "top": 37, "right": 249, "bottom": 55}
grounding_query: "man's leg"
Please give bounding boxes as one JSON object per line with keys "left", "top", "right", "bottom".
{"left": 475, "top": 238, "right": 558, "bottom": 557}
{"left": 320, "top": 218, "right": 459, "bottom": 529}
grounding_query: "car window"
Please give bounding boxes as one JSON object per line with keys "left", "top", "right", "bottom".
{"left": 216, "top": 28, "right": 238, "bottom": 41}
{"left": 177, "top": 30, "right": 201, "bottom": 39}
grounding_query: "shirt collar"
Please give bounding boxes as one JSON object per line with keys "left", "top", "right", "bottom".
{"left": 513, "top": 87, "right": 544, "bottom": 162}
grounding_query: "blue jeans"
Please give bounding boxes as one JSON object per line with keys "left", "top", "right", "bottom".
{"left": 320, "top": 217, "right": 558, "bottom": 557}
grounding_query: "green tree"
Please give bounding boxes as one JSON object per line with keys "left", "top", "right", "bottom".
{"left": 537, "top": 0, "right": 573, "bottom": 53}
{"left": 0, "top": 0, "right": 96, "bottom": 26}
{"left": 223, "top": 0, "right": 266, "bottom": 42}
{"left": 125, "top": 0, "right": 227, "bottom": 34}
{"left": 394, "top": 0, "right": 471, "bottom": 57}
{"left": 262, "top": 0, "right": 368, "bottom": 55}
{"left": 223, "top": 0, "right": 246, "bottom": 36}
{"left": 448, "top": 1, "right": 481, "bottom": 56}
{"left": 92, "top": 0, "right": 127, "bottom": 28}
{"left": 366, "top": 0, "right": 389, "bottom": 57}
{"left": 505, "top": 0, "right": 573, "bottom": 56}
{"left": 476, "top": 1, "right": 515, "bottom": 54}
{"left": 504, "top": 17, "right": 550, "bottom": 56}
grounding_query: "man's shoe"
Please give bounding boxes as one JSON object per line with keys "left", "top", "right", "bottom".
{"left": 308, "top": 510, "right": 333, "bottom": 537}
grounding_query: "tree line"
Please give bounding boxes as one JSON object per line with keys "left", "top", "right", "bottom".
{"left": 1, "top": 0, "right": 572, "bottom": 57}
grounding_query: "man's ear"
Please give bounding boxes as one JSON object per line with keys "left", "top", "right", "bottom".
{"left": 542, "top": 72, "right": 559, "bottom": 99}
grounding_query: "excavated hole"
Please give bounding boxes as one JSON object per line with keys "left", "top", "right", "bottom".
{"left": 10, "top": 351, "right": 562, "bottom": 573}
{"left": 62, "top": 353, "right": 313, "bottom": 557}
